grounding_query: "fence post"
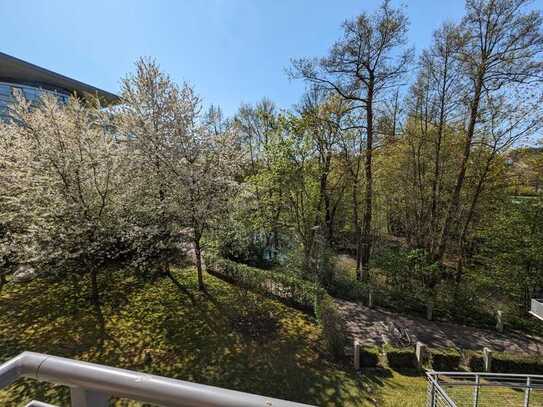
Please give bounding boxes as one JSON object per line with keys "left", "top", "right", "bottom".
{"left": 368, "top": 288, "right": 374, "bottom": 309}
{"left": 70, "top": 387, "right": 109, "bottom": 407}
{"left": 483, "top": 348, "right": 492, "bottom": 372}
{"left": 524, "top": 376, "right": 531, "bottom": 407}
{"left": 354, "top": 340, "right": 360, "bottom": 371}
{"left": 416, "top": 342, "right": 427, "bottom": 368}
{"left": 472, "top": 374, "right": 480, "bottom": 407}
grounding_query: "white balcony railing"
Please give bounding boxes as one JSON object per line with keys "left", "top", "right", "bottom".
{"left": 0, "top": 352, "right": 314, "bottom": 407}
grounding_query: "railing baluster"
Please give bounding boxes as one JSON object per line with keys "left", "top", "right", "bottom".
{"left": 70, "top": 387, "right": 109, "bottom": 407}
{"left": 524, "top": 376, "right": 531, "bottom": 407}
{"left": 473, "top": 374, "right": 480, "bottom": 407}
{"left": 428, "top": 375, "right": 435, "bottom": 407}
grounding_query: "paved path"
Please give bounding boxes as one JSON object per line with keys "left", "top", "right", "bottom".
{"left": 335, "top": 298, "right": 543, "bottom": 355}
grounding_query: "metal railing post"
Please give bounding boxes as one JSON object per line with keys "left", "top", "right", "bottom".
{"left": 70, "top": 387, "right": 109, "bottom": 407}
{"left": 524, "top": 376, "right": 531, "bottom": 407}
{"left": 473, "top": 374, "right": 480, "bottom": 407}
{"left": 428, "top": 374, "right": 435, "bottom": 407}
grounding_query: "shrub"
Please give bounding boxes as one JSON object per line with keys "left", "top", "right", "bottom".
{"left": 431, "top": 348, "right": 461, "bottom": 371}
{"left": 328, "top": 276, "right": 367, "bottom": 302}
{"left": 466, "top": 352, "right": 485, "bottom": 371}
{"left": 384, "top": 345, "right": 418, "bottom": 370}
{"left": 319, "top": 295, "right": 346, "bottom": 358}
{"left": 492, "top": 352, "right": 543, "bottom": 374}
{"left": 360, "top": 347, "right": 380, "bottom": 367}
{"left": 204, "top": 253, "right": 324, "bottom": 313}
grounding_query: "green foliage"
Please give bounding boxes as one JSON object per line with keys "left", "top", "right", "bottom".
{"left": 360, "top": 347, "right": 381, "bottom": 367}
{"left": 328, "top": 276, "right": 368, "bottom": 301}
{"left": 491, "top": 352, "right": 543, "bottom": 374}
{"left": 478, "top": 197, "right": 543, "bottom": 315}
{"left": 384, "top": 345, "right": 418, "bottom": 370}
{"left": 466, "top": 350, "right": 543, "bottom": 374}
{"left": 204, "top": 253, "right": 323, "bottom": 312}
{"left": 318, "top": 295, "right": 346, "bottom": 358}
{"left": 431, "top": 348, "right": 461, "bottom": 371}
{"left": 466, "top": 352, "right": 485, "bottom": 372}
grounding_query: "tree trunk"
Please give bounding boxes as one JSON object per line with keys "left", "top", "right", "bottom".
{"left": 429, "top": 58, "right": 448, "bottom": 254}
{"left": 360, "top": 77, "right": 374, "bottom": 281}
{"left": 435, "top": 74, "right": 484, "bottom": 262}
{"left": 352, "top": 178, "right": 363, "bottom": 277}
{"left": 455, "top": 151, "right": 495, "bottom": 278}
{"left": 194, "top": 233, "right": 205, "bottom": 291}
{"left": 89, "top": 268, "right": 105, "bottom": 333}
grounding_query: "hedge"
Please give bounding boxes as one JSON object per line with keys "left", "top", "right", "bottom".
{"left": 491, "top": 352, "right": 543, "bottom": 374}
{"left": 204, "top": 253, "right": 346, "bottom": 357}
{"left": 328, "top": 277, "right": 367, "bottom": 302}
{"left": 466, "top": 351, "right": 485, "bottom": 371}
{"left": 204, "top": 253, "right": 324, "bottom": 313}
{"left": 360, "top": 347, "right": 380, "bottom": 367}
{"left": 319, "top": 295, "right": 346, "bottom": 358}
{"left": 431, "top": 348, "right": 461, "bottom": 371}
{"left": 384, "top": 345, "right": 418, "bottom": 370}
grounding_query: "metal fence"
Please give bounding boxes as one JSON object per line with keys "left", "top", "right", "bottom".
{"left": 427, "top": 372, "right": 543, "bottom": 407}
{"left": 0, "top": 352, "right": 315, "bottom": 407}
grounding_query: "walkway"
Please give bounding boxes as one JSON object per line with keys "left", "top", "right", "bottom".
{"left": 335, "top": 298, "right": 543, "bottom": 354}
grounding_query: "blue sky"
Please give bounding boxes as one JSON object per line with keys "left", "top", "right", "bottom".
{"left": 0, "top": 0, "right": 469, "bottom": 116}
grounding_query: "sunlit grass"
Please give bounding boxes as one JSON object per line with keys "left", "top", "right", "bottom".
{"left": 0, "top": 267, "right": 429, "bottom": 406}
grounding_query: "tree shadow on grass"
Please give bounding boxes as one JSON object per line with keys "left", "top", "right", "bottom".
{"left": 146, "top": 270, "right": 371, "bottom": 406}
{"left": 0, "top": 271, "right": 146, "bottom": 406}
{"left": 0, "top": 268, "right": 378, "bottom": 406}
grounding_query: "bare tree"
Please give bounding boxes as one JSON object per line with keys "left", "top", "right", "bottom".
{"left": 297, "top": 88, "right": 348, "bottom": 246}
{"left": 292, "top": 0, "right": 413, "bottom": 279}
{"left": 435, "top": 0, "right": 543, "bottom": 262}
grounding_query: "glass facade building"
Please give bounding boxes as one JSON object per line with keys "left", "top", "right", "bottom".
{"left": 0, "top": 51, "right": 119, "bottom": 121}
{"left": 0, "top": 81, "right": 71, "bottom": 121}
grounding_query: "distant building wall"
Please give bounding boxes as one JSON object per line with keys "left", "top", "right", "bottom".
{"left": 0, "top": 80, "right": 70, "bottom": 121}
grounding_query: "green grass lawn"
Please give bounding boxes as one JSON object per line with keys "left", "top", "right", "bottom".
{"left": 0, "top": 267, "right": 429, "bottom": 406}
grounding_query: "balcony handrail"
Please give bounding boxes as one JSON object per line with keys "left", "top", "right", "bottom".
{"left": 427, "top": 371, "right": 543, "bottom": 379}
{"left": 0, "top": 352, "right": 315, "bottom": 407}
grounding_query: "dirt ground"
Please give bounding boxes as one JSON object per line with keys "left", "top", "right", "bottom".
{"left": 335, "top": 298, "right": 543, "bottom": 355}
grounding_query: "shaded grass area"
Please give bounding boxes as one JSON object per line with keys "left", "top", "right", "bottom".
{"left": 0, "top": 267, "right": 428, "bottom": 406}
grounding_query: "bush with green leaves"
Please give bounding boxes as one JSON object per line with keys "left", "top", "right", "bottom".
{"left": 491, "top": 352, "right": 543, "bottom": 374}
{"left": 328, "top": 275, "right": 367, "bottom": 302}
{"left": 384, "top": 345, "right": 418, "bottom": 370}
{"left": 205, "top": 253, "right": 323, "bottom": 312}
{"left": 360, "top": 347, "right": 381, "bottom": 367}
{"left": 318, "top": 294, "right": 346, "bottom": 358}
{"left": 431, "top": 348, "right": 461, "bottom": 371}
{"left": 466, "top": 352, "right": 485, "bottom": 371}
